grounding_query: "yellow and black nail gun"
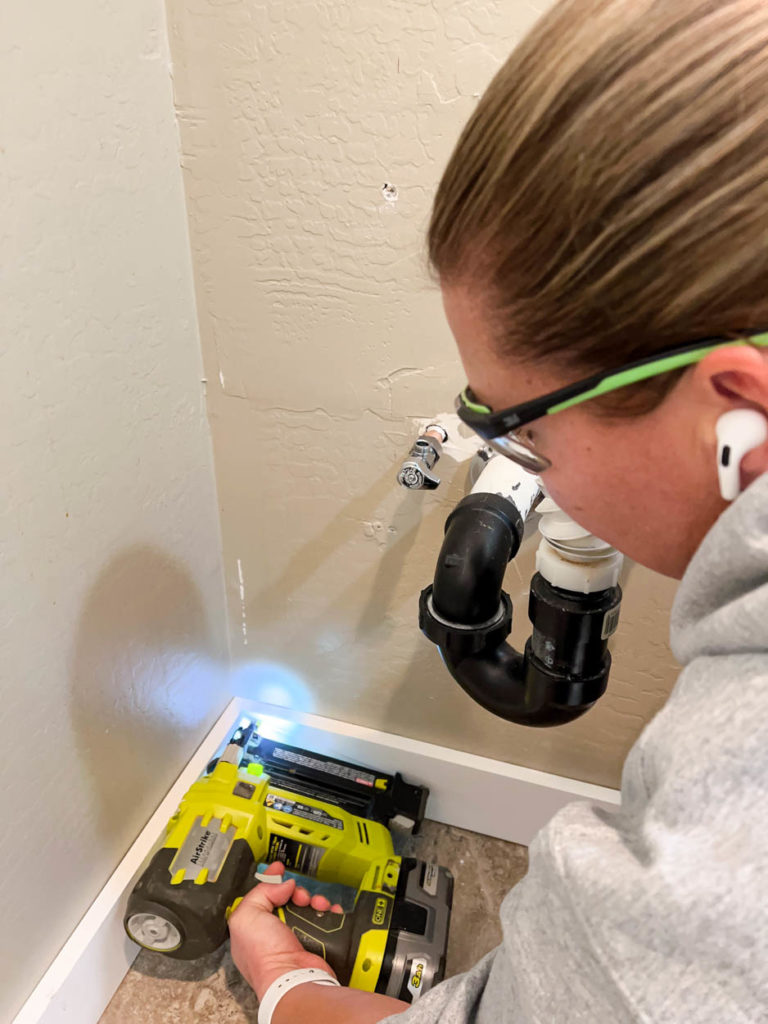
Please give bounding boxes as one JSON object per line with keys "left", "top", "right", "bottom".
{"left": 125, "top": 719, "right": 453, "bottom": 1003}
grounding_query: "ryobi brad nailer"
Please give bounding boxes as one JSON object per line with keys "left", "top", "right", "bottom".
{"left": 125, "top": 719, "right": 453, "bottom": 1003}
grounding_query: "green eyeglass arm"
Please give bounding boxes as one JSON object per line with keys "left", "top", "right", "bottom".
{"left": 547, "top": 332, "right": 768, "bottom": 416}
{"left": 460, "top": 387, "right": 492, "bottom": 415}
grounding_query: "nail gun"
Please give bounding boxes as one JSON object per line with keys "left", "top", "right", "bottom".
{"left": 124, "top": 719, "right": 453, "bottom": 1003}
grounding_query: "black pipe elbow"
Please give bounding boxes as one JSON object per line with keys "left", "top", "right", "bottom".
{"left": 431, "top": 493, "right": 523, "bottom": 624}
{"left": 419, "top": 493, "right": 621, "bottom": 727}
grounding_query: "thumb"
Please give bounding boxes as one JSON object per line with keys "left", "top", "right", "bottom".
{"left": 240, "top": 862, "right": 296, "bottom": 914}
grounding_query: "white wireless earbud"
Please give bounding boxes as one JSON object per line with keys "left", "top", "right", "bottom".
{"left": 715, "top": 409, "right": 768, "bottom": 501}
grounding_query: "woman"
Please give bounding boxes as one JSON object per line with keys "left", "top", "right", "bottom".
{"left": 230, "top": 1, "right": 768, "bottom": 1020}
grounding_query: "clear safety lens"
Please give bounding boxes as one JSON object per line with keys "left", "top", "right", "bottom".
{"left": 126, "top": 912, "right": 182, "bottom": 951}
{"left": 486, "top": 432, "right": 551, "bottom": 473}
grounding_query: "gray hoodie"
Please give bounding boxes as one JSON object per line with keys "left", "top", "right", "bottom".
{"left": 384, "top": 472, "right": 768, "bottom": 1023}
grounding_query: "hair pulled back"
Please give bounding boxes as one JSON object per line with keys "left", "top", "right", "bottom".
{"left": 429, "top": 0, "right": 768, "bottom": 411}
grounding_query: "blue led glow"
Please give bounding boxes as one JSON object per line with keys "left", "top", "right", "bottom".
{"left": 229, "top": 660, "right": 316, "bottom": 743}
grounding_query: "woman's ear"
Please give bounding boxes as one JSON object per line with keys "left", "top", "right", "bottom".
{"left": 692, "top": 343, "right": 768, "bottom": 409}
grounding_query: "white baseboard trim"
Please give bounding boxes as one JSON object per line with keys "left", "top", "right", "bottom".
{"left": 14, "top": 697, "right": 619, "bottom": 1024}
{"left": 246, "top": 700, "right": 620, "bottom": 846}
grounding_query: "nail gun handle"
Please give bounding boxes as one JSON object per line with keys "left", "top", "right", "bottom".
{"left": 276, "top": 902, "right": 357, "bottom": 984}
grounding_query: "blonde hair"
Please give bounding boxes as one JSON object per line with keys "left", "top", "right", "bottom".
{"left": 429, "top": 0, "right": 768, "bottom": 410}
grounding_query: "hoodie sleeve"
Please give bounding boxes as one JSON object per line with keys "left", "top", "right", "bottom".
{"left": 380, "top": 948, "right": 499, "bottom": 1024}
{"left": 384, "top": 664, "right": 768, "bottom": 1024}
{"left": 381, "top": 794, "right": 650, "bottom": 1024}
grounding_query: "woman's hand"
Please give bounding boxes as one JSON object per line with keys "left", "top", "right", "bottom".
{"left": 229, "top": 860, "right": 344, "bottom": 1001}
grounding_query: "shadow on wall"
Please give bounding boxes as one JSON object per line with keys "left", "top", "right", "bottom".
{"left": 247, "top": 463, "right": 462, "bottom": 646}
{"left": 68, "top": 545, "right": 226, "bottom": 853}
{"left": 246, "top": 466, "right": 415, "bottom": 627}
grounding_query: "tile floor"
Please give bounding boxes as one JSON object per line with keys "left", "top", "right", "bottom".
{"left": 101, "top": 820, "right": 529, "bottom": 1023}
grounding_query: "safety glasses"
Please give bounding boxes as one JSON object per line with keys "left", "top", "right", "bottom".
{"left": 455, "top": 331, "right": 768, "bottom": 473}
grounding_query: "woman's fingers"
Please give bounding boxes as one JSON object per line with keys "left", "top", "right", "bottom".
{"left": 292, "top": 890, "right": 345, "bottom": 914}
{"left": 254, "top": 863, "right": 345, "bottom": 915}
{"left": 291, "top": 886, "right": 311, "bottom": 906}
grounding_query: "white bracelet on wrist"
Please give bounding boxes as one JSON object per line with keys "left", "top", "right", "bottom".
{"left": 257, "top": 967, "right": 341, "bottom": 1024}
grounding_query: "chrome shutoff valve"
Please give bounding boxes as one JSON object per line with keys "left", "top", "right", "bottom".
{"left": 397, "top": 425, "right": 448, "bottom": 490}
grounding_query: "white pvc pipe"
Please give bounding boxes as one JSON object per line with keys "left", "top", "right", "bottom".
{"left": 470, "top": 455, "right": 541, "bottom": 520}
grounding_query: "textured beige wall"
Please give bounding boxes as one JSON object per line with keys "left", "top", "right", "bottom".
{"left": 1, "top": 1, "right": 229, "bottom": 1018}
{"left": 167, "top": 0, "right": 681, "bottom": 791}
